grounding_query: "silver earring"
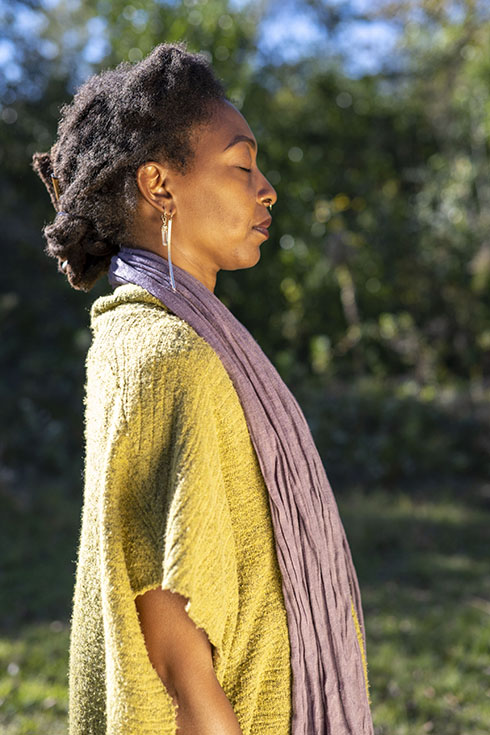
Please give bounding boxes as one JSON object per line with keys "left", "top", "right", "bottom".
{"left": 161, "top": 211, "right": 176, "bottom": 291}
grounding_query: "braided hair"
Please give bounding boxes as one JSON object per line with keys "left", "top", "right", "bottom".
{"left": 32, "top": 43, "right": 226, "bottom": 291}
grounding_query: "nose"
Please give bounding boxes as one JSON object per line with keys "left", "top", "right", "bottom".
{"left": 257, "top": 170, "right": 277, "bottom": 209}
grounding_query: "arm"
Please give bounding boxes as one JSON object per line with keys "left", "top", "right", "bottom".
{"left": 135, "top": 588, "right": 243, "bottom": 735}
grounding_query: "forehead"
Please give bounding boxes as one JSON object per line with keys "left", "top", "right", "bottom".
{"left": 194, "top": 100, "right": 256, "bottom": 157}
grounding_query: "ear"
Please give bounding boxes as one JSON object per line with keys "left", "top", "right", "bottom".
{"left": 136, "top": 162, "right": 174, "bottom": 213}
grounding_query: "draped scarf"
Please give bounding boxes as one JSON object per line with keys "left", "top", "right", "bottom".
{"left": 108, "top": 247, "right": 373, "bottom": 735}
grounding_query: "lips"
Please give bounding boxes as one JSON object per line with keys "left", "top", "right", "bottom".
{"left": 253, "top": 216, "right": 272, "bottom": 236}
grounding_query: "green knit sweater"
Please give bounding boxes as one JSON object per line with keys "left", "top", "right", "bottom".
{"left": 68, "top": 284, "right": 292, "bottom": 734}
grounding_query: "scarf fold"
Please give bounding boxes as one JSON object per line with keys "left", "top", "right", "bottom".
{"left": 108, "top": 247, "right": 373, "bottom": 735}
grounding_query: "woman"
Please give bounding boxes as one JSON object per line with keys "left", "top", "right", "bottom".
{"left": 33, "top": 43, "right": 373, "bottom": 735}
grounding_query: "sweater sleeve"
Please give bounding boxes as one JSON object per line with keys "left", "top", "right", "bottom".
{"left": 111, "top": 324, "right": 239, "bottom": 667}
{"left": 70, "top": 313, "right": 239, "bottom": 734}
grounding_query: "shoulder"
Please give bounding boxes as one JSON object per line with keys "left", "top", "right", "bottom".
{"left": 87, "top": 284, "right": 226, "bottom": 393}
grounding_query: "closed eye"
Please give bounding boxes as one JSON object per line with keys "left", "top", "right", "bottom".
{"left": 237, "top": 166, "right": 251, "bottom": 172}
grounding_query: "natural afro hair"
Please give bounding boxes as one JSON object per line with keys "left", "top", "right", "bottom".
{"left": 32, "top": 43, "right": 226, "bottom": 291}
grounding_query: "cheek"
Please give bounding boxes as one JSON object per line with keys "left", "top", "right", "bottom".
{"left": 193, "top": 185, "right": 251, "bottom": 235}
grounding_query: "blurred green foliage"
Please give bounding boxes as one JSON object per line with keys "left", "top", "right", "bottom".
{"left": 1, "top": 0, "right": 488, "bottom": 503}
{"left": 1, "top": 0, "right": 489, "bottom": 732}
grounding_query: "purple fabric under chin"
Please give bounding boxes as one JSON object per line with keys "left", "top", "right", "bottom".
{"left": 108, "top": 247, "right": 374, "bottom": 735}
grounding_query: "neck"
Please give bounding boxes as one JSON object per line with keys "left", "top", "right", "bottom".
{"left": 129, "top": 200, "right": 222, "bottom": 292}
{"left": 127, "top": 239, "right": 216, "bottom": 293}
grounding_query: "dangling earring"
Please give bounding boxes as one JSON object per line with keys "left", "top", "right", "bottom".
{"left": 161, "top": 211, "right": 176, "bottom": 291}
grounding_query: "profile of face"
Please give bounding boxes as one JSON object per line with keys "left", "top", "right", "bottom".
{"left": 135, "top": 100, "right": 277, "bottom": 292}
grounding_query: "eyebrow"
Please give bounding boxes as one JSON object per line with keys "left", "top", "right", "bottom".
{"left": 223, "top": 134, "right": 257, "bottom": 152}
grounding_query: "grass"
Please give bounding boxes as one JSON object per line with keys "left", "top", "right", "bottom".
{"left": 1, "top": 477, "right": 489, "bottom": 733}
{"left": 338, "top": 485, "right": 490, "bottom": 735}
{"left": 0, "top": 622, "right": 69, "bottom": 735}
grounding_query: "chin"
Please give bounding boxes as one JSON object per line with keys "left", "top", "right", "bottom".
{"left": 227, "top": 244, "right": 262, "bottom": 272}
{"left": 246, "top": 248, "right": 262, "bottom": 268}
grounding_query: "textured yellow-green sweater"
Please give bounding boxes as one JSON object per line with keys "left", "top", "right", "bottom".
{"left": 70, "top": 286, "right": 368, "bottom": 735}
{"left": 68, "top": 284, "right": 292, "bottom": 734}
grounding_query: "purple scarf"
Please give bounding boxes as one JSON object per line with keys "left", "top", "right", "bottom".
{"left": 108, "top": 247, "right": 373, "bottom": 735}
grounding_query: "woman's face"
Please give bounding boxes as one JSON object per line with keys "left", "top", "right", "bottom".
{"left": 136, "top": 100, "right": 277, "bottom": 291}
